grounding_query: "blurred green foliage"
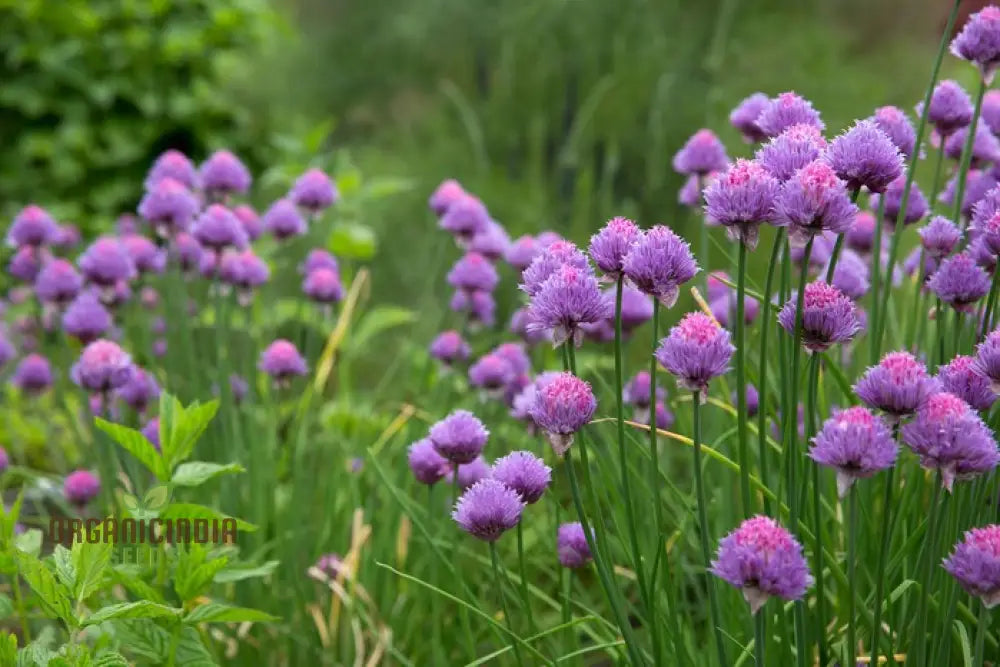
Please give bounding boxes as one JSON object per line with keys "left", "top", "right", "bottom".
{"left": 0, "top": 0, "right": 279, "bottom": 228}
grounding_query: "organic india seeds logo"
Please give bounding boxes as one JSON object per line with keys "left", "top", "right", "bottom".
{"left": 49, "top": 484, "right": 238, "bottom": 547}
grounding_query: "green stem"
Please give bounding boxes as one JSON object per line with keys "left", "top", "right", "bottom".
{"left": 973, "top": 601, "right": 989, "bottom": 667}
{"left": 736, "top": 239, "right": 752, "bottom": 516}
{"left": 692, "top": 393, "right": 728, "bottom": 667}
{"left": 874, "top": 0, "right": 962, "bottom": 358}
{"left": 490, "top": 543, "right": 526, "bottom": 667}
{"left": 757, "top": 230, "right": 785, "bottom": 516}
{"left": 755, "top": 607, "right": 767, "bottom": 667}
{"left": 981, "top": 269, "right": 1000, "bottom": 340}
{"left": 955, "top": 80, "right": 989, "bottom": 231}
{"left": 516, "top": 522, "right": 535, "bottom": 632}
{"left": 822, "top": 189, "right": 859, "bottom": 285}
{"left": 806, "top": 355, "right": 827, "bottom": 666}
{"left": 869, "top": 426, "right": 899, "bottom": 666}
{"left": 913, "top": 473, "right": 945, "bottom": 666}
{"left": 936, "top": 299, "right": 946, "bottom": 366}
{"left": 847, "top": 484, "right": 858, "bottom": 667}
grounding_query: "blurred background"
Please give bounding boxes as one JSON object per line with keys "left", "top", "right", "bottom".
{"left": 0, "top": 0, "right": 978, "bottom": 366}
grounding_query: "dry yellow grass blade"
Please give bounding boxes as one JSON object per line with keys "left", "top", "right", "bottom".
{"left": 313, "top": 267, "right": 370, "bottom": 392}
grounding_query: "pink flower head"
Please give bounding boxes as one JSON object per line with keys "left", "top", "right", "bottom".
{"left": 702, "top": 159, "right": 781, "bottom": 249}
{"left": 71, "top": 339, "right": 133, "bottom": 393}
{"left": 672, "top": 129, "right": 729, "bottom": 175}
{"left": 809, "top": 406, "right": 898, "bottom": 497}
{"left": 774, "top": 160, "right": 858, "bottom": 247}
{"left": 951, "top": 6, "right": 1000, "bottom": 84}
{"left": 621, "top": 225, "right": 699, "bottom": 305}
{"left": 429, "top": 179, "right": 466, "bottom": 216}
{"left": 589, "top": 216, "right": 642, "bottom": 279}
{"left": 755, "top": 123, "right": 827, "bottom": 182}
{"left": 777, "top": 281, "right": 860, "bottom": 353}
{"left": 943, "top": 525, "right": 1000, "bottom": 606}
{"left": 730, "top": 92, "right": 770, "bottom": 143}
{"left": 655, "top": 311, "right": 734, "bottom": 399}
{"left": 530, "top": 372, "right": 597, "bottom": 456}
{"left": 756, "top": 92, "right": 825, "bottom": 138}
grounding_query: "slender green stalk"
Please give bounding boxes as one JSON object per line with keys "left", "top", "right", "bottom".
{"left": 973, "top": 601, "right": 989, "bottom": 667}
{"left": 869, "top": 425, "right": 899, "bottom": 666}
{"left": 613, "top": 276, "right": 650, "bottom": 631}
{"left": 822, "top": 188, "right": 859, "bottom": 285}
{"left": 806, "top": 355, "right": 827, "bottom": 666}
{"left": 735, "top": 239, "right": 752, "bottom": 516}
{"left": 913, "top": 474, "right": 945, "bottom": 666}
{"left": 561, "top": 569, "right": 573, "bottom": 658}
{"left": 754, "top": 608, "right": 767, "bottom": 667}
{"left": 516, "top": 522, "right": 535, "bottom": 632}
{"left": 936, "top": 299, "right": 946, "bottom": 365}
{"left": 757, "top": 230, "right": 785, "bottom": 515}
{"left": 847, "top": 484, "right": 858, "bottom": 667}
{"left": 692, "top": 392, "right": 728, "bottom": 667}
{"left": 490, "top": 543, "right": 526, "bottom": 667}
{"left": 874, "top": 0, "right": 963, "bottom": 358}
{"left": 981, "top": 269, "right": 1000, "bottom": 340}
{"left": 955, "top": 80, "right": 989, "bottom": 232}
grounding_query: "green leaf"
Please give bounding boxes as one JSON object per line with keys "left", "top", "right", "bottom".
{"left": 82, "top": 601, "right": 182, "bottom": 626}
{"left": 174, "top": 549, "right": 229, "bottom": 603}
{"left": 51, "top": 546, "right": 75, "bottom": 590}
{"left": 71, "top": 531, "right": 112, "bottom": 602}
{"left": 119, "top": 492, "right": 140, "bottom": 514}
{"left": 0, "top": 490, "right": 25, "bottom": 543}
{"left": 160, "top": 503, "right": 256, "bottom": 532}
{"left": 348, "top": 307, "right": 416, "bottom": 351}
{"left": 13, "top": 550, "right": 74, "bottom": 627}
{"left": 92, "top": 651, "right": 129, "bottom": 667}
{"left": 17, "top": 641, "right": 56, "bottom": 667}
{"left": 0, "top": 631, "right": 16, "bottom": 664}
{"left": 175, "top": 626, "right": 218, "bottom": 666}
{"left": 329, "top": 223, "right": 376, "bottom": 260}
{"left": 956, "top": 619, "right": 972, "bottom": 667}
{"left": 14, "top": 529, "right": 42, "bottom": 558}
{"left": 159, "top": 395, "right": 219, "bottom": 472}
{"left": 94, "top": 418, "right": 166, "bottom": 481}
{"left": 213, "top": 560, "right": 279, "bottom": 583}
{"left": 184, "top": 602, "right": 278, "bottom": 624}
{"left": 109, "top": 565, "right": 166, "bottom": 604}
{"left": 111, "top": 619, "right": 170, "bottom": 661}
{"left": 170, "top": 462, "right": 244, "bottom": 488}
{"left": 143, "top": 485, "right": 171, "bottom": 509}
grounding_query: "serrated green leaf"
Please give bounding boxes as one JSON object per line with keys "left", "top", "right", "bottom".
{"left": 71, "top": 532, "right": 112, "bottom": 602}
{"left": 175, "top": 626, "right": 218, "bottom": 666}
{"left": 112, "top": 619, "right": 170, "bottom": 661}
{"left": 184, "top": 602, "right": 278, "bottom": 624}
{"left": 13, "top": 550, "right": 74, "bottom": 627}
{"left": 92, "top": 650, "right": 128, "bottom": 667}
{"left": 159, "top": 395, "right": 219, "bottom": 473}
{"left": 213, "top": 560, "right": 279, "bottom": 583}
{"left": 94, "top": 418, "right": 166, "bottom": 481}
{"left": 110, "top": 566, "right": 166, "bottom": 604}
{"left": 14, "top": 529, "right": 42, "bottom": 558}
{"left": 170, "top": 462, "right": 244, "bottom": 488}
{"left": 51, "top": 546, "right": 75, "bottom": 590}
{"left": 82, "top": 601, "right": 181, "bottom": 626}
{"left": 17, "top": 641, "right": 56, "bottom": 667}
{"left": 174, "top": 552, "right": 228, "bottom": 603}
{"left": 0, "top": 490, "right": 25, "bottom": 543}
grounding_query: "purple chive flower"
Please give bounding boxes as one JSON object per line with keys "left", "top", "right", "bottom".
{"left": 429, "top": 330, "right": 471, "bottom": 366}
{"left": 941, "top": 169, "right": 999, "bottom": 220}
{"left": 580, "top": 319, "right": 615, "bottom": 344}
{"left": 922, "top": 80, "right": 975, "bottom": 138}
{"left": 0, "top": 336, "right": 13, "bottom": 369}
{"left": 825, "top": 120, "right": 904, "bottom": 194}
{"left": 944, "top": 124, "right": 1000, "bottom": 165}
{"left": 302, "top": 268, "right": 343, "bottom": 304}
{"left": 589, "top": 216, "right": 642, "bottom": 279}
{"left": 116, "top": 214, "right": 141, "bottom": 236}
{"left": 13, "top": 354, "right": 54, "bottom": 394}
{"left": 809, "top": 406, "right": 898, "bottom": 497}
{"left": 679, "top": 173, "right": 713, "bottom": 208}
{"left": 145, "top": 150, "right": 198, "bottom": 190}
{"left": 951, "top": 6, "right": 1000, "bottom": 84}
{"left": 968, "top": 239, "right": 993, "bottom": 274}
{"left": 655, "top": 312, "right": 734, "bottom": 398}
{"left": 509, "top": 307, "right": 549, "bottom": 345}
{"left": 621, "top": 225, "right": 699, "bottom": 305}
{"left": 702, "top": 159, "right": 781, "bottom": 249}
{"left": 646, "top": 401, "right": 675, "bottom": 429}
{"left": 300, "top": 249, "right": 339, "bottom": 275}
{"left": 623, "top": 370, "right": 665, "bottom": 423}
{"left": 259, "top": 340, "right": 308, "bottom": 383}
{"left": 710, "top": 293, "right": 761, "bottom": 328}
{"left": 452, "top": 478, "right": 523, "bottom": 542}
{"left": 71, "top": 340, "right": 133, "bottom": 393}
{"left": 493, "top": 342, "right": 531, "bottom": 376}
{"left": 756, "top": 92, "right": 825, "bottom": 138}
{"left": 263, "top": 198, "right": 307, "bottom": 240}
{"left": 707, "top": 271, "right": 731, "bottom": 301}
{"left": 620, "top": 286, "right": 655, "bottom": 331}
{"left": 874, "top": 176, "right": 929, "bottom": 227}
{"left": 137, "top": 178, "right": 198, "bottom": 235}
{"left": 233, "top": 205, "right": 263, "bottom": 241}
{"left": 121, "top": 235, "right": 166, "bottom": 275}
{"left": 777, "top": 281, "right": 860, "bottom": 352}
{"left": 902, "top": 392, "right": 1000, "bottom": 491}
{"left": 469, "top": 221, "right": 511, "bottom": 261}
{"left": 732, "top": 384, "right": 760, "bottom": 418}
{"left": 928, "top": 252, "right": 991, "bottom": 312}
{"left": 520, "top": 240, "right": 590, "bottom": 297}
{"left": 429, "top": 410, "right": 489, "bottom": 465}
{"left": 755, "top": 123, "right": 827, "bottom": 182}
{"left": 228, "top": 374, "right": 249, "bottom": 404}
{"left": 979, "top": 210, "right": 1000, "bottom": 257}
{"left": 62, "top": 293, "right": 112, "bottom": 343}
{"left": 773, "top": 159, "right": 858, "bottom": 247}
{"left": 673, "top": 129, "right": 729, "bottom": 175}
{"left": 450, "top": 290, "right": 496, "bottom": 329}
{"left": 429, "top": 179, "right": 465, "bottom": 216}
{"left": 314, "top": 553, "right": 344, "bottom": 580}
{"left": 826, "top": 249, "right": 870, "bottom": 301}
{"left": 64, "top": 470, "right": 100, "bottom": 507}
{"left": 530, "top": 372, "right": 597, "bottom": 456}
{"left": 505, "top": 235, "right": 541, "bottom": 272}
{"left": 919, "top": 216, "right": 962, "bottom": 259}
{"left": 456, "top": 457, "right": 490, "bottom": 490}
{"left": 855, "top": 351, "right": 940, "bottom": 420}
{"left": 0, "top": 447, "right": 8, "bottom": 473}
{"left": 7, "top": 205, "right": 58, "bottom": 247}
{"left": 290, "top": 168, "right": 337, "bottom": 214}
{"left": 141, "top": 418, "right": 161, "bottom": 450}
{"left": 220, "top": 250, "right": 270, "bottom": 304}
{"left": 468, "top": 353, "right": 516, "bottom": 395}
{"left": 711, "top": 516, "right": 813, "bottom": 614}
{"left": 8, "top": 247, "right": 42, "bottom": 283}
{"left": 447, "top": 252, "right": 499, "bottom": 295}
{"left": 557, "top": 522, "right": 593, "bottom": 568}
{"left": 199, "top": 150, "right": 251, "bottom": 196}
{"left": 172, "top": 233, "right": 203, "bottom": 272}
{"left": 907, "top": 247, "right": 938, "bottom": 282}
{"left": 115, "top": 367, "right": 160, "bottom": 412}
{"left": 408, "top": 438, "right": 451, "bottom": 485}
{"left": 871, "top": 105, "right": 917, "bottom": 159}
{"left": 984, "top": 90, "right": 1000, "bottom": 135}
{"left": 142, "top": 285, "right": 163, "bottom": 310}
{"left": 193, "top": 204, "right": 249, "bottom": 251}
{"left": 939, "top": 355, "right": 996, "bottom": 412}
{"left": 730, "top": 92, "right": 770, "bottom": 143}
{"left": 35, "top": 259, "right": 82, "bottom": 305}
{"left": 439, "top": 195, "right": 490, "bottom": 246}
{"left": 54, "top": 224, "right": 80, "bottom": 249}
{"left": 528, "top": 264, "right": 611, "bottom": 347}
{"left": 492, "top": 451, "right": 552, "bottom": 503}
{"left": 943, "top": 525, "right": 1000, "bottom": 607}
{"left": 78, "top": 237, "right": 136, "bottom": 287}
{"left": 974, "top": 329, "right": 1000, "bottom": 392}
